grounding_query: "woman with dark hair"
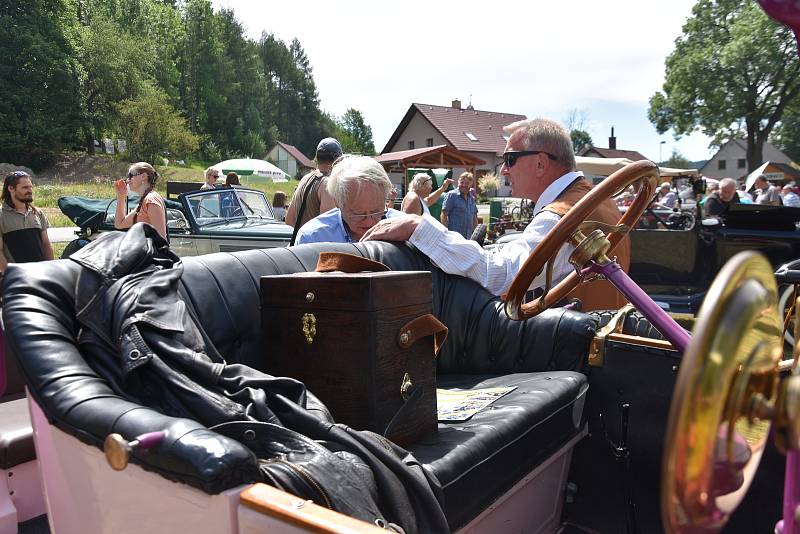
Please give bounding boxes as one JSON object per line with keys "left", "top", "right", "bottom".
{"left": 113, "top": 162, "right": 167, "bottom": 238}
{"left": 272, "top": 191, "right": 287, "bottom": 221}
{"left": 225, "top": 172, "right": 241, "bottom": 187}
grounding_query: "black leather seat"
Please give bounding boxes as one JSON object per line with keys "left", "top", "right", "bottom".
{"left": 2, "top": 241, "right": 595, "bottom": 530}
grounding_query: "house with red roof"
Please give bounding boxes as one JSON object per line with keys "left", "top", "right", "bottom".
{"left": 266, "top": 141, "right": 315, "bottom": 179}
{"left": 382, "top": 100, "right": 526, "bottom": 195}
{"left": 577, "top": 128, "right": 649, "bottom": 161}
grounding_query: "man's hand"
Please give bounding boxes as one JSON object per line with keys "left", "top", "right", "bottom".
{"left": 360, "top": 215, "right": 423, "bottom": 242}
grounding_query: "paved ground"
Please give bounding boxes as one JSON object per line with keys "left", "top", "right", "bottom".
{"left": 48, "top": 227, "right": 79, "bottom": 243}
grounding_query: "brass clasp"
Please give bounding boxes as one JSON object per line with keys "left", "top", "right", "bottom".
{"left": 400, "top": 373, "right": 413, "bottom": 401}
{"left": 301, "top": 313, "right": 316, "bottom": 344}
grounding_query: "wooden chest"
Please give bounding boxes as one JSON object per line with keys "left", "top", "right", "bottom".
{"left": 260, "top": 271, "right": 438, "bottom": 446}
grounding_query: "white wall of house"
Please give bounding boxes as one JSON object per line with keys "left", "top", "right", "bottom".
{"left": 266, "top": 145, "right": 298, "bottom": 177}
{"left": 386, "top": 113, "right": 509, "bottom": 197}
{"left": 701, "top": 141, "right": 792, "bottom": 179}
{"left": 387, "top": 113, "right": 449, "bottom": 152}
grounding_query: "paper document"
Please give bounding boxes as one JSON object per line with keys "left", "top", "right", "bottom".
{"left": 436, "top": 386, "right": 517, "bottom": 422}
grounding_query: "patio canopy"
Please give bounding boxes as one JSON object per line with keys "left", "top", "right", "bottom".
{"left": 211, "top": 158, "right": 288, "bottom": 182}
{"left": 376, "top": 145, "right": 486, "bottom": 172}
{"left": 576, "top": 156, "right": 699, "bottom": 178}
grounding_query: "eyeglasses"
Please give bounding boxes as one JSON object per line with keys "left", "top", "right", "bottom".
{"left": 344, "top": 208, "right": 387, "bottom": 223}
{"left": 502, "top": 150, "right": 557, "bottom": 168}
{"left": 127, "top": 171, "right": 144, "bottom": 179}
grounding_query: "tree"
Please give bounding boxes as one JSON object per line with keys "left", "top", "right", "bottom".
{"left": 0, "top": 0, "right": 82, "bottom": 168}
{"left": 771, "top": 97, "right": 800, "bottom": 162}
{"left": 665, "top": 149, "right": 692, "bottom": 169}
{"left": 565, "top": 108, "right": 590, "bottom": 132}
{"left": 116, "top": 83, "right": 199, "bottom": 161}
{"left": 649, "top": 0, "right": 800, "bottom": 172}
{"left": 570, "top": 129, "right": 593, "bottom": 153}
{"left": 72, "top": 16, "right": 151, "bottom": 154}
{"left": 339, "top": 109, "right": 375, "bottom": 155}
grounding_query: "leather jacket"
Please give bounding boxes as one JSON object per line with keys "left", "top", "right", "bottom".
{"left": 69, "top": 223, "right": 449, "bottom": 534}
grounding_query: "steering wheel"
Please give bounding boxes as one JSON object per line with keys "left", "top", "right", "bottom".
{"left": 504, "top": 160, "right": 660, "bottom": 320}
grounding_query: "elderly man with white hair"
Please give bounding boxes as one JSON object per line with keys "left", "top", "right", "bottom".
{"left": 293, "top": 155, "right": 404, "bottom": 245}
{"left": 703, "top": 177, "right": 740, "bottom": 216}
{"left": 782, "top": 184, "right": 800, "bottom": 207}
{"left": 655, "top": 182, "right": 677, "bottom": 209}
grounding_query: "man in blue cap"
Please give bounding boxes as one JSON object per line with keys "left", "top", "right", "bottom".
{"left": 285, "top": 138, "right": 343, "bottom": 244}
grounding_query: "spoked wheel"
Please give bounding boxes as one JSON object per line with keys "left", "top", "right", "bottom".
{"left": 503, "top": 160, "right": 660, "bottom": 320}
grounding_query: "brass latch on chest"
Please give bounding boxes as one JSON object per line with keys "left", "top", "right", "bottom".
{"left": 301, "top": 313, "right": 316, "bottom": 344}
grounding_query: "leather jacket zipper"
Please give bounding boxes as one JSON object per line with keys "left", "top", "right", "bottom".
{"left": 262, "top": 458, "right": 333, "bottom": 510}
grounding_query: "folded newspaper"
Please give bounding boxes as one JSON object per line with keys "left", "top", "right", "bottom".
{"left": 436, "top": 386, "right": 517, "bottom": 422}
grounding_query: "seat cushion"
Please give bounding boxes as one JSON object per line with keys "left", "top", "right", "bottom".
{"left": 0, "top": 397, "right": 35, "bottom": 469}
{"left": 409, "top": 371, "right": 588, "bottom": 530}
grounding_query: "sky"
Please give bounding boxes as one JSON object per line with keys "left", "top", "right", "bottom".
{"left": 212, "top": 0, "right": 713, "bottom": 164}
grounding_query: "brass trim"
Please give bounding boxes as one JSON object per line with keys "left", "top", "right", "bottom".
{"left": 400, "top": 373, "right": 413, "bottom": 401}
{"left": 104, "top": 433, "right": 132, "bottom": 471}
{"left": 661, "top": 251, "right": 782, "bottom": 533}
{"left": 605, "top": 332, "right": 676, "bottom": 351}
{"left": 301, "top": 313, "right": 316, "bottom": 345}
{"left": 588, "top": 304, "right": 636, "bottom": 367}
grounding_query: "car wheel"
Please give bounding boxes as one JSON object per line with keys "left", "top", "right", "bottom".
{"left": 778, "top": 283, "right": 797, "bottom": 349}
{"left": 61, "top": 238, "right": 90, "bottom": 259}
{"left": 470, "top": 223, "right": 487, "bottom": 246}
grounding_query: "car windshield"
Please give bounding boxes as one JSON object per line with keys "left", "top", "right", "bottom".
{"left": 185, "top": 188, "right": 275, "bottom": 227}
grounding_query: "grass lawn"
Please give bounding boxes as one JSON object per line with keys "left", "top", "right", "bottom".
{"left": 34, "top": 164, "right": 299, "bottom": 227}
{"left": 52, "top": 241, "right": 68, "bottom": 259}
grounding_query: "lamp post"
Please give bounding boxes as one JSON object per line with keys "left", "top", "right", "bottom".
{"left": 659, "top": 141, "right": 666, "bottom": 165}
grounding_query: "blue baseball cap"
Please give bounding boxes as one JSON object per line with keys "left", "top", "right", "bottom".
{"left": 316, "top": 138, "right": 343, "bottom": 160}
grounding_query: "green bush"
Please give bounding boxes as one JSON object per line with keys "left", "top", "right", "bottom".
{"left": 115, "top": 83, "right": 200, "bottom": 162}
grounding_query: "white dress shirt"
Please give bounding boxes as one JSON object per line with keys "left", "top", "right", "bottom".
{"left": 409, "top": 171, "right": 584, "bottom": 296}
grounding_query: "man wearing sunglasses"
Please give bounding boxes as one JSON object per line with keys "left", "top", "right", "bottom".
{"left": 0, "top": 170, "right": 54, "bottom": 272}
{"left": 362, "top": 118, "right": 629, "bottom": 310}
{"left": 293, "top": 155, "right": 404, "bottom": 245}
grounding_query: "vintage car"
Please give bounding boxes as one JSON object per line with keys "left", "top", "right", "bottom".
{"left": 2, "top": 160, "right": 798, "bottom": 534}
{"left": 58, "top": 186, "right": 293, "bottom": 258}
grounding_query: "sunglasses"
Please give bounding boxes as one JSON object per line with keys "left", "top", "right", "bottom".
{"left": 127, "top": 171, "right": 144, "bottom": 179}
{"left": 502, "top": 150, "right": 557, "bottom": 168}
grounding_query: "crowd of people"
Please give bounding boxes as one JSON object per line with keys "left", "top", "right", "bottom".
{"left": 6, "top": 118, "right": 800, "bottom": 308}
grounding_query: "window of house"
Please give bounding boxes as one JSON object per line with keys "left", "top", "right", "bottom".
{"left": 718, "top": 160, "right": 727, "bottom": 170}
{"left": 408, "top": 141, "right": 415, "bottom": 150}
{"left": 426, "top": 138, "right": 434, "bottom": 147}
{"left": 738, "top": 158, "right": 746, "bottom": 169}
{"left": 465, "top": 132, "right": 478, "bottom": 141}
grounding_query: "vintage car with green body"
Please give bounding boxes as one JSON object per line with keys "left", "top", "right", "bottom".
{"left": 58, "top": 186, "right": 293, "bottom": 258}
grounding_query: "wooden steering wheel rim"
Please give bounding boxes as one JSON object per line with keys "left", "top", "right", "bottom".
{"left": 503, "top": 160, "right": 660, "bottom": 320}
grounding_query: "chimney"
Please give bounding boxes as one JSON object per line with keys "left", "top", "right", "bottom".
{"left": 609, "top": 127, "right": 617, "bottom": 150}
{"left": 452, "top": 98, "right": 461, "bottom": 110}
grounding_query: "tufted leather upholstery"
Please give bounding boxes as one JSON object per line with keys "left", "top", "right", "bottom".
{"left": 2, "top": 240, "right": 595, "bottom": 528}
